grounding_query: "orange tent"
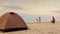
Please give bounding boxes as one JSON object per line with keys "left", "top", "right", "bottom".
{"left": 0, "top": 12, "right": 28, "bottom": 32}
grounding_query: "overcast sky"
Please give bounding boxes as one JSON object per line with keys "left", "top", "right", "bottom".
{"left": 0, "top": 0, "right": 60, "bottom": 22}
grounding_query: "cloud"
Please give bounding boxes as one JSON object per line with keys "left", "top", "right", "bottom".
{"left": 0, "top": 0, "right": 34, "bottom": 3}
{"left": 0, "top": 0, "right": 60, "bottom": 15}
{"left": 1, "top": 4, "right": 30, "bottom": 12}
{"left": 3, "top": 5, "right": 23, "bottom": 10}
{"left": 54, "top": 11, "right": 60, "bottom": 14}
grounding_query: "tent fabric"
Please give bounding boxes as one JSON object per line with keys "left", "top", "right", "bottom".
{"left": 0, "top": 12, "right": 28, "bottom": 32}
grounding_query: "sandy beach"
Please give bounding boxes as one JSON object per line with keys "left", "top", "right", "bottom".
{"left": 0, "top": 22, "right": 60, "bottom": 34}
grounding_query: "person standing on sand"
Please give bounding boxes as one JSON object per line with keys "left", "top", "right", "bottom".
{"left": 51, "top": 16, "right": 55, "bottom": 24}
{"left": 39, "top": 17, "right": 41, "bottom": 23}
{"left": 36, "top": 17, "right": 41, "bottom": 23}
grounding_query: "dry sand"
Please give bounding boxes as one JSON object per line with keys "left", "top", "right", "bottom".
{"left": 0, "top": 22, "right": 60, "bottom": 34}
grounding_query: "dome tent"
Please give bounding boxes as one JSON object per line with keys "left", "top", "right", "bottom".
{"left": 0, "top": 12, "right": 28, "bottom": 32}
